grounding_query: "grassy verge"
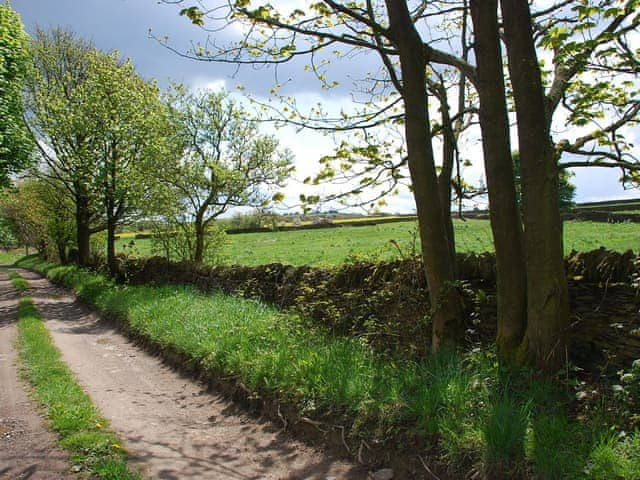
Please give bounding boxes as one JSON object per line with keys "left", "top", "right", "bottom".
{"left": 16, "top": 255, "right": 640, "bottom": 478}
{"left": 16, "top": 295, "right": 139, "bottom": 479}
{"left": 0, "top": 249, "right": 24, "bottom": 265}
{"left": 8, "top": 270, "right": 29, "bottom": 291}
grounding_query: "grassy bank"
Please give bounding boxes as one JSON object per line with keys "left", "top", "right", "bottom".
{"left": 17, "top": 255, "right": 640, "bottom": 478}
{"left": 116, "top": 219, "right": 640, "bottom": 266}
{"left": 16, "top": 294, "right": 139, "bottom": 479}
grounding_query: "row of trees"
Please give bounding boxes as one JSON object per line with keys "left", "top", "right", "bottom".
{"left": 0, "top": 5, "right": 293, "bottom": 273}
{"left": 0, "top": 3, "right": 32, "bottom": 186}
{"left": 2, "top": 0, "right": 637, "bottom": 371}
{"left": 171, "top": 0, "right": 639, "bottom": 369}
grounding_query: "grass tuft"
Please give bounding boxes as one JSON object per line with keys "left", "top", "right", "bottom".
{"left": 483, "top": 395, "right": 529, "bottom": 477}
{"left": 8, "top": 270, "right": 29, "bottom": 291}
{"left": 17, "top": 296, "right": 139, "bottom": 479}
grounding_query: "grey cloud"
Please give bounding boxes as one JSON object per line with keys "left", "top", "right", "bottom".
{"left": 13, "top": 0, "right": 380, "bottom": 96}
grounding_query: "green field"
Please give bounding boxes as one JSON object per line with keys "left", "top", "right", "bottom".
{"left": 0, "top": 249, "right": 26, "bottom": 265}
{"left": 116, "top": 219, "right": 640, "bottom": 267}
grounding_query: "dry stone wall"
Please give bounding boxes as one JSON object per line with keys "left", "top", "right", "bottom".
{"left": 99, "top": 248, "right": 640, "bottom": 365}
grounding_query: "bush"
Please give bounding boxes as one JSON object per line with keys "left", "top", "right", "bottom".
{"left": 88, "top": 231, "right": 107, "bottom": 267}
{"left": 225, "top": 209, "right": 283, "bottom": 231}
{"left": 0, "top": 218, "right": 18, "bottom": 250}
{"left": 150, "top": 221, "right": 227, "bottom": 264}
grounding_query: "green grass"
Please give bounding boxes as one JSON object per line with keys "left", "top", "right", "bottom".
{"left": 116, "top": 219, "right": 640, "bottom": 267}
{"left": 8, "top": 270, "right": 29, "bottom": 291}
{"left": 16, "top": 295, "right": 139, "bottom": 479}
{"left": 0, "top": 249, "right": 24, "bottom": 265}
{"left": 563, "top": 221, "right": 640, "bottom": 253}
{"left": 17, "top": 255, "right": 640, "bottom": 478}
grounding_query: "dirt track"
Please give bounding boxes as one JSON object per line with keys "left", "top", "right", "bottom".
{"left": 14, "top": 269, "right": 367, "bottom": 480}
{"left": 0, "top": 270, "right": 76, "bottom": 479}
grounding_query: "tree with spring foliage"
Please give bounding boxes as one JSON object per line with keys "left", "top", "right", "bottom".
{"left": 157, "top": 84, "right": 294, "bottom": 264}
{"left": 0, "top": 180, "right": 44, "bottom": 254}
{"left": 27, "top": 28, "right": 170, "bottom": 272}
{"left": 164, "top": 0, "right": 476, "bottom": 348}
{"left": 0, "top": 177, "right": 74, "bottom": 259}
{"left": 79, "top": 51, "right": 171, "bottom": 275}
{"left": 0, "top": 2, "right": 33, "bottom": 186}
{"left": 26, "top": 28, "right": 104, "bottom": 267}
{"left": 478, "top": 0, "right": 637, "bottom": 366}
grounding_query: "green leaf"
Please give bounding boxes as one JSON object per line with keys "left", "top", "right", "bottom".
{"left": 179, "top": 6, "right": 205, "bottom": 27}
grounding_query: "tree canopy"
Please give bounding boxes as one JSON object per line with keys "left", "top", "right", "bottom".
{"left": 26, "top": 28, "right": 170, "bottom": 268}
{"left": 0, "top": 177, "right": 74, "bottom": 260}
{"left": 80, "top": 50, "right": 171, "bottom": 274}
{"left": 0, "top": 2, "right": 33, "bottom": 186}
{"left": 155, "top": 84, "right": 294, "bottom": 263}
{"left": 27, "top": 28, "right": 101, "bottom": 265}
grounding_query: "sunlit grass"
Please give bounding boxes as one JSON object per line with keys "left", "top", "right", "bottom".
{"left": 0, "top": 249, "right": 24, "bottom": 265}
{"left": 17, "top": 294, "right": 139, "bottom": 479}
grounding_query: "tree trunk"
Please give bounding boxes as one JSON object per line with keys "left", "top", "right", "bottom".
{"left": 500, "top": 0, "right": 570, "bottom": 371}
{"left": 470, "top": 0, "right": 527, "bottom": 360}
{"left": 75, "top": 187, "right": 91, "bottom": 267}
{"left": 106, "top": 157, "right": 118, "bottom": 276}
{"left": 385, "top": 0, "right": 464, "bottom": 350}
{"left": 57, "top": 242, "right": 67, "bottom": 264}
{"left": 438, "top": 97, "right": 457, "bottom": 274}
{"left": 106, "top": 215, "right": 116, "bottom": 276}
{"left": 194, "top": 216, "right": 205, "bottom": 264}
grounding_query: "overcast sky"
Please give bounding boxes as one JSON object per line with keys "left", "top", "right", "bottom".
{"left": 8, "top": 0, "right": 640, "bottom": 212}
